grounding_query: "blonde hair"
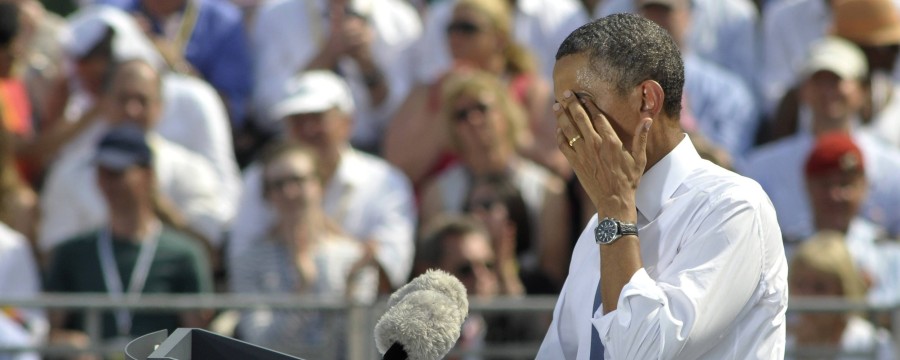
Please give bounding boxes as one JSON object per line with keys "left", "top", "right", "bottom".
{"left": 441, "top": 71, "right": 528, "bottom": 151}
{"left": 790, "top": 231, "right": 867, "bottom": 301}
{"left": 455, "top": 0, "right": 537, "bottom": 75}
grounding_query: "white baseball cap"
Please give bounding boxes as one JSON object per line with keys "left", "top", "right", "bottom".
{"left": 803, "top": 37, "right": 869, "bottom": 80}
{"left": 270, "top": 70, "right": 356, "bottom": 120}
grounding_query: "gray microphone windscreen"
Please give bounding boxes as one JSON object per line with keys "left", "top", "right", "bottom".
{"left": 375, "top": 269, "right": 469, "bottom": 360}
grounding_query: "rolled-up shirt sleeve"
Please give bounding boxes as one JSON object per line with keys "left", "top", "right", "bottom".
{"left": 593, "top": 197, "right": 766, "bottom": 359}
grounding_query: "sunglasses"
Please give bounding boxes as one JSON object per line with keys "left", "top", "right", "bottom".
{"left": 452, "top": 102, "right": 490, "bottom": 122}
{"left": 456, "top": 260, "right": 496, "bottom": 278}
{"left": 467, "top": 197, "right": 502, "bottom": 212}
{"left": 264, "top": 174, "right": 313, "bottom": 193}
{"left": 446, "top": 21, "right": 482, "bottom": 36}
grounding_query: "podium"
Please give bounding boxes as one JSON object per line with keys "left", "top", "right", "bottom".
{"left": 125, "top": 328, "right": 305, "bottom": 360}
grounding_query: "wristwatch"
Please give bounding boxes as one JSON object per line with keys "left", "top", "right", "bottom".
{"left": 594, "top": 217, "right": 638, "bottom": 245}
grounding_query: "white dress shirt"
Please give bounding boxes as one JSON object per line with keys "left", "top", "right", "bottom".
{"left": 0, "top": 223, "right": 47, "bottom": 360}
{"left": 39, "top": 124, "right": 227, "bottom": 252}
{"left": 867, "top": 84, "right": 900, "bottom": 149}
{"left": 228, "top": 149, "right": 416, "bottom": 288}
{"left": 537, "top": 135, "right": 788, "bottom": 359}
{"left": 740, "top": 130, "right": 900, "bottom": 241}
{"left": 157, "top": 73, "right": 242, "bottom": 218}
{"left": 596, "top": 0, "right": 760, "bottom": 101}
{"left": 251, "top": 0, "right": 422, "bottom": 150}
{"left": 413, "top": 0, "right": 589, "bottom": 84}
{"left": 57, "top": 73, "right": 241, "bottom": 224}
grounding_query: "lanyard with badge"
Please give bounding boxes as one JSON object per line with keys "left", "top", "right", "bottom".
{"left": 96, "top": 221, "right": 162, "bottom": 340}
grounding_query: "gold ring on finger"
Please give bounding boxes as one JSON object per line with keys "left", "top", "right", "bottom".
{"left": 568, "top": 135, "right": 582, "bottom": 147}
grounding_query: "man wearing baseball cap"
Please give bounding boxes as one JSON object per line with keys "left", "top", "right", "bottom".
{"left": 743, "top": 37, "right": 900, "bottom": 243}
{"left": 46, "top": 123, "right": 213, "bottom": 354}
{"left": 803, "top": 132, "right": 900, "bottom": 305}
{"left": 229, "top": 70, "right": 416, "bottom": 293}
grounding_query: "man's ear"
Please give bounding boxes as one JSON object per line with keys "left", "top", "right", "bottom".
{"left": 639, "top": 80, "right": 665, "bottom": 117}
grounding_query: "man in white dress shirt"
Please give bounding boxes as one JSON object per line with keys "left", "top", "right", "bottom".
{"left": 39, "top": 60, "right": 228, "bottom": 253}
{"left": 228, "top": 70, "right": 416, "bottom": 290}
{"left": 539, "top": 14, "right": 788, "bottom": 359}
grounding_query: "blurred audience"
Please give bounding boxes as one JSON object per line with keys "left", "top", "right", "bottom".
{"left": 229, "top": 70, "right": 416, "bottom": 292}
{"left": 0, "top": 221, "right": 46, "bottom": 360}
{"left": 770, "top": 0, "right": 900, "bottom": 142}
{"left": 39, "top": 59, "right": 228, "bottom": 258}
{"left": 464, "top": 174, "right": 556, "bottom": 294}
{"left": 45, "top": 123, "right": 213, "bottom": 356}
{"left": 762, "top": 0, "right": 836, "bottom": 117}
{"left": 385, "top": 0, "right": 562, "bottom": 187}
{"left": 742, "top": 37, "right": 900, "bottom": 241}
{"left": 414, "top": 0, "right": 586, "bottom": 85}
{"left": 416, "top": 215, "right": 544, "bottom": 359}
{"left": 637, "top": 0, "right": 758, "bottom": 161}
{"left": 0, "top": 111, "right": 36, "bottom": 258}
{"left": 97, "top": 0, "right": 253, "bottom": 125}
{"left": 597, "top": 0, "right": 760, "bottom": 101}
{"left": 230, "top": 141, "right": 375, "bottom": 358}
{"left": 30, "top": 6, "right": 242, "bottom": 211}
{"left": 2, "top": 0, "right": 67, "bottom": 132}
{"left": 418, "top": 71, "right": 570, "bottom": 288}
{"left": 832, "top": 0, "right": 900, "bottom": 149}
{"left": 0, "top": 2, "right": 38, "bottom": 181}
{"left": 803, "top": 132, "right": 900, "bottom": 305}
{"left": 251, "top": 0, "right": 422, "bottom": 153}
{"left": 787, "top": 231, "right": 895, "bottom": 360}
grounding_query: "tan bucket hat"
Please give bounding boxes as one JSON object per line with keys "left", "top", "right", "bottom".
{"left": 832, "top": 0, "right": 900, "bottom": 46}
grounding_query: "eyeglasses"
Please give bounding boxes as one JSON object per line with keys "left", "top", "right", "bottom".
{"left": 467, "top": 197, "right": 501, "bottom": 212}
{"left": 446, "top": 21, "right": 482, "bottom": 36}
{"left": 452, "top": 102, "right": 490, "bottom": 122}
{"left": 264, "top": 174, "right": 314, "bottom": 193}
{"left": 455, "top": 260, "right": 496, "bottom": 278}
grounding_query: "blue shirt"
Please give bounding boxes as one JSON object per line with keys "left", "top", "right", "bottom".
{"left": 684, "top": 53, "right": 759, "bottom": 158}
{"left": 100, "top": 0, "right": 253, "bottom": 125}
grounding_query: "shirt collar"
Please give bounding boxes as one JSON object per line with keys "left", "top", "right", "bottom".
{"left": 635, "top": 134, "right": 703, "bottom": 220}
{"left": 329, "top": 146, "right": 361, "bottom": 188}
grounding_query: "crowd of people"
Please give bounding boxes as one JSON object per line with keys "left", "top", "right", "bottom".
{"left": 1, "top": 0, "right": 900, "bottom": 358}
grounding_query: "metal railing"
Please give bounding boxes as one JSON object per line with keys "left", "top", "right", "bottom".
{"left": 0, "top": 294, "right": 896, "bottom": 359}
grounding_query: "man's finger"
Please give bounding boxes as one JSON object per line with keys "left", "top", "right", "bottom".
{"left": 562, "top": 91, "right": 598, "bottom": 144}
{"left": 556, "top": 128, "right": 578, "bottom": 160}
{"left": 579, "top": 94, "right": 621, "bottom": 147}
{"left": 554, "top": 101, "right": 580, "bottom": 143}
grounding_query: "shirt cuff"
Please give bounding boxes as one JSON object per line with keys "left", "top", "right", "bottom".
{"left": 592, "top": 268, "right": 667, "bottom": 338}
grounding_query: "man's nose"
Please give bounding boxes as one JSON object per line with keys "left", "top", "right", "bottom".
{"left": 125, "top": 99, "right": 144, "bottom": 119}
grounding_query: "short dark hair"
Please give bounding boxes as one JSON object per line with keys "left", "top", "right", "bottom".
{"left": 257, "top": 140, "right": 321, "bottom": 195}
{"left": 417, "top": 215, "right": 489, "bottom": 266}
{"left": 104, "top": 59, "right": 163, "bottom": 96}
{"left": 556, "top": 13, "right": 684, "bottom": 118}
{"left": 0, "top": 3, "right": 19, "bottom": 48}
{"left": 465, "top": 174, "right": 532, "bottom": 256}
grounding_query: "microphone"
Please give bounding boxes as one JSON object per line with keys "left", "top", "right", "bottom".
{"left": 374, "top": 269, "right": 469, "bottom": 360}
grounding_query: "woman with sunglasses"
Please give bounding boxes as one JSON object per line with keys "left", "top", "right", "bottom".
{"left": 383, "top": 0, "right": 559, "bottom": 189}
{"left": 229, "top": 141, "right": 376, "bottom": 358}
{"left": 418, "top": 71, "right": 572, "bottom": 290}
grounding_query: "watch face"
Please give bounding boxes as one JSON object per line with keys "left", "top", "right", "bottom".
{"left": 595, "top": 218, "right": 619, "bottom": 244}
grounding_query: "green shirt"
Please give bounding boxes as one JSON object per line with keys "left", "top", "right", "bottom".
{"left": 45, "top": 225, "right": 213, "bottom": 339}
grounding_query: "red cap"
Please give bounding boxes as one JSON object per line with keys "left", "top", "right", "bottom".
{"left": 805, "top": 132, "right": 865, "bottom": 177}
